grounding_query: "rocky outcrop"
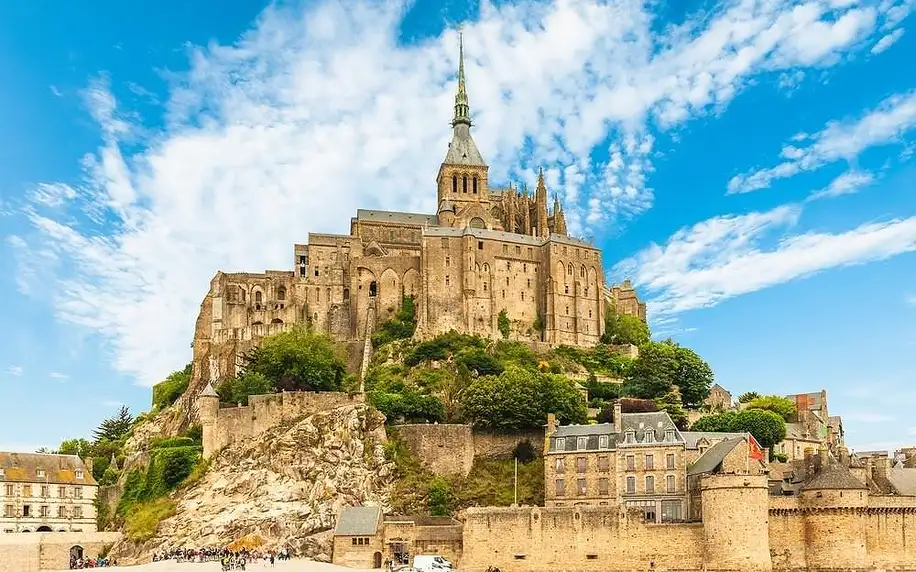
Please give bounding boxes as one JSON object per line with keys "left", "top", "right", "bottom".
{"left": 110, "top": 403, "right": 395, "bottom": 563}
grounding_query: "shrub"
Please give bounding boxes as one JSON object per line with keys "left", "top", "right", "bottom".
{"left": 497, "top": 310, "right": 510, "bottom": 339}
{"left": 513, "top": 441, "right": 536, "bottom": 464}
{"left": 151, "top": 364, "right": 192, "bottom": 410}
{"left": 404, "top": 331, "right": 486, "bottom": 366}
{"left": 427, "top": 477, "right": 453, "bottom": 516}
{"left": 123, "top": 498, "right": 176, "bottom": 542}
{"left": 372, "top": 296, "right": 417, "bottom": 347}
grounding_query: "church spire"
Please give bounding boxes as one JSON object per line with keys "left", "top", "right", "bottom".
{"left": 452, "top": 32, "right": 471, "bottom": 128}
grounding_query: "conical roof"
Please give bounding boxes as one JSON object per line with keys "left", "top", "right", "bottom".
{"left": 200, "top": 382, "right": 218, "bottom": 398}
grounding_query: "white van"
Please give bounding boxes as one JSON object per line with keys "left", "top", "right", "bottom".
{"left": 413, "top": 555, "right": 453, "bottom": 572}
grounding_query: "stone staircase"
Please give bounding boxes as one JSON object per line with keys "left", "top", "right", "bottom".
{"left": 358, "top": 299, "right": 377, "bottom": 391}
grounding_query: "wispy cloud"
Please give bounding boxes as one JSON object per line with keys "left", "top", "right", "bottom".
{"left": 615, "top": 207, "right": 916, "bottom": 318}
{"left": 15, "top": 0, "right": 911, "bottom": 386}
{"left": 49, "top": 85, "right": 62, "bottom": 98}
{"left": 808, "top": 168, "right": 875, "bottom": 200}
{"left": 728, "top": 90, "right": 916, "bottom": 194}
{"left": 7, "top": 366, "right": 23, "bottom": 377}
{"left": 871, "top": 28, "right": 905, "bottom": 53}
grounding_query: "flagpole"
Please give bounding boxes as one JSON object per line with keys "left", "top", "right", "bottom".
{"left": 514, "top": 457, "right": 518, "bottom": 506}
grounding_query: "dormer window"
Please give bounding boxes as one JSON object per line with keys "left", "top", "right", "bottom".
{"left": 644, "top": 429, "right": 655, "bottom": 443}
{"left": 577, "top": 437, "right": 588, "bottom": 450}
{"left": 555, "top": 437, "right": 566, "bottom": 450}
{"left": 75, "top": 470, "right": 83, "bottom": 479}
{"left": 36, "top": 469, "right": 45, "bottom": 478}
{"left": 665, "top": 430, "right": 675, "bottom": 442}
{"left": 599, "top": 435, "right": 609, "bottom": 449}
{"left": 625, "top": 430, "right": 636, "bottom": 443}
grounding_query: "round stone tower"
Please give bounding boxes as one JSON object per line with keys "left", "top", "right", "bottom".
{"left": 800, "top": 447, "right": 868, "bottom": 570}
{"left": 700, "top": 473, "right": 772, "bottom": 572}
{"left": 198, "top": 381, "right": 220, "bottom": 459}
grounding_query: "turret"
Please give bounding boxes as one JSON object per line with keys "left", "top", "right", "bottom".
{"left": 535, "top": 168, "right": 548, "bottom": 238}
{"left": 199, "top": 381, "right": 220, "bottom": 459}
{"left": 700, "top": 474, "right": 771, "bottom": 572}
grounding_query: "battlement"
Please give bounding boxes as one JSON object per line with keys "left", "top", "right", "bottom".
{"left": 200, "top": 390, "right": 364, "bottom": 458}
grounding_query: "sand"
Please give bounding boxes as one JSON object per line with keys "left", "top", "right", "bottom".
{"left": 47, "top": 560, "right": 374, "bottom": 572}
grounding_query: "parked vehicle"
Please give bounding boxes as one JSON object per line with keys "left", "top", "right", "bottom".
{"left": 413, "top": 555, "right": 453, "bottom": 572}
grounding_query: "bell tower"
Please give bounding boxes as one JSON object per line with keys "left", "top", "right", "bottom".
{"left": 436, "top": 33, "right": 493, "bottom": 229}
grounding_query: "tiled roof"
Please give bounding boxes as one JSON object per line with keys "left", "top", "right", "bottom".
{"left": 681, "top": 431, "right": 746, "bottom": 450}
{"left": 356, "top": 209, "right": 438, "bottom": 226}
{"left": 887, "top": 466, "right": 916, "bottom": 495}
{"left": 549, "top": 412, "right": 683, "bottom": 452}
{"left": 334, "top": 506, "right": 382, "bottom": 536}
{"left": 687, "top": 438, "right": 743, "bottom": 476}
{"left": 801, "top": 461, "right": 867, "bottom": 491}
{"left": 0, "top": 452, "right": 97, "bottom": 486}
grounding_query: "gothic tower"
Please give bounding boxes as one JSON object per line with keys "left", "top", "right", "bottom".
{"left": 436, "top": 34, "right": 493, "bottom": 230}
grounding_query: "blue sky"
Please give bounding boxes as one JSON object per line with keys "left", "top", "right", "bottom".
{"left": 1, "top": 0, "right": 914, "bottom": 453}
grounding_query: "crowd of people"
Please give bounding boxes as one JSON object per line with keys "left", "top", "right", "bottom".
{"left": 151, "top": 546, "right": 293, "bottom": 569}
{"left": 69, "top": 555, "right": 117, "bottom": 568}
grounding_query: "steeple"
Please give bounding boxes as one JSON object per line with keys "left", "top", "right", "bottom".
{"left": 452, "top": 32, "right": 471, "bottom": 128}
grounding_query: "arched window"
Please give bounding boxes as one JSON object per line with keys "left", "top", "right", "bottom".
{"left": 343, "top": 288, "right": 350, "bottom": 300}
{"left": 463, "top": 175, "right": 468, "bottom": 193}
{"left": 277, "top": 287, "right": 286, "bottom": 301}
{"left": 271, "top": 318, "right": 283, "bottom": 324}
{"left": 580, "top": 266, "right": 585, "bottom": 278}
{"left": 473, "top": 176, "right": 478, "bottom": 194}
{"left": 567, "top": 263, "right": 573, "bottom": 275}
{"left": 254, "top": 291, "right": 262, "bottom": 304}
{"left": 369, "top": 281, "right": 377, "bottom": 297}
{"left": 452, "top": 175, "right": 458, "bottom": 193}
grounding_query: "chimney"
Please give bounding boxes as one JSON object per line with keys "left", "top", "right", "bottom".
{"left": 546, "top": 413, "right": 557, "bottom": 436}
{"left": 85, "top": 457, "right": 94, "bottom": 477}
{"left": 614, "top": 400, "right": 623, "bottom": 434}
{"left": 817, "top": 445, "right": 828, "bottom": 472}
{"left": 838, "top": 446, "right": 850, "bottom": 467}
{"left": 804, "top": 447, "right": 816, "bottom": 478}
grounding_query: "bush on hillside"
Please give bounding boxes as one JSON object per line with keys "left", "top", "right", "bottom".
{"left": 372, "top": 296, "right": 417, "bottom": 347}
{"left": 151, "top": 364, "right": 192, "bottom": 410}
{"left": 404, "top": 331, "right": 487, "bottom": 366}
{"left": 242, "top": 326, "right": 347, "bottom": 392}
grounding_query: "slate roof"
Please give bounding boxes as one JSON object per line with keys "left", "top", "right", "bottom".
{"left": 0, "top": 452, "right": 97, "bottom": 486}
{"left": 681, "top": 431, "right": 746, "bottom": 450}
{"left": 687, "top": 438, "right": 743, "bottom": 476}
{"left": 801, "top": 461, "right": 867, "bottom": 491}
{"left": 356, "top": 209, "right": 438, "bottom": 227}
{"left": 887, "top": 466, "right": 916, "bottom": 496}
{"left": 548, "top": 412, "right": 683, "bottom": 453}
{"left": 444, "top": 126, "right": 487, "bottom": 167}
{"left": 200, "top": 382, "right": 219, "bottom": 398}
{"left": 334, "top": 506, "right": 382, "bottom": 536}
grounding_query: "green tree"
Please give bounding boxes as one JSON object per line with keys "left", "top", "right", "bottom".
{"left": 738, "top": 391, "right": 760, "bottom": 403}
{"left": 92, "top": 406, "right": 134, "bottom": 443}
{"left": 745, "top": 395, "right": 797, "bottom": 422}
{"left": 216, "top": 371, "right": 274, "bottom": 405}
{"left": 689, "top": 409, "right": 786, "bottom": 451}
{"left": 624, "top": 341, "right": 678, "bottom": 399}
{"left": 612, "top": 314, "right": 651, "bottom": 346}
{"left": 497, "top": 309, "right": 510, "bottom": 339}
{"left": 243, "top": 326, "right": 347, "bottom": 392}
{"left": 152, "top": 364, "right": 192, "bottom": 410}
{"left": 460, "top": 366, "right": 587, "bottom": 431}
{"left": 57, "top": 438, "right": 92, "bottom": 458}
{"left": 372, "top": 296, "right": 417, "bottom": 347}
{"left": 369, "top": 389, "right": 445, "bottom": 424}
{"left": 673, "top": 346, "right": 714, "bottom": 408}
{"left": 656, "top": 388, "right": 688, "bottom": 430}
{"left": 427, "top": 476, "right": 453, "bottom": 516}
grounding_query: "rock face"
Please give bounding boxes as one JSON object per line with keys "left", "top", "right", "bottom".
{"left": 111, "top": 404, "right": 395, "bottom": 563}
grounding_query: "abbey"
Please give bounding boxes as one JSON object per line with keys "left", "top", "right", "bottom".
{"left": 192, "top": 37, "right": 641, "bottom": 386}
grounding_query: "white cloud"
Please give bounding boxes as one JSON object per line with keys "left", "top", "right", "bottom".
{"left": 16, "top": 0, "right": 908, "bottom": 386}
{"left": 49, "top": 372, "right": 69, "bottom": 381}
{"left": 728, "top": 90, "right": 916, "bottom": 193}
{"left": 871, "top": 28, "right": 905, "bottom": 52}
{"left": 49, "top": 85, "right": 62, "bottom": 98}
{"left": 614, "top": 206, "right": 916, "bottom": 317}
{"left": 7, "top": 366, "right": 23, "bottom": 377}
{"left": 808, "top": 168, "right": 875, "bottom": 200}
{"left": 27, "top": 183, "right": 78, "bottom": 208}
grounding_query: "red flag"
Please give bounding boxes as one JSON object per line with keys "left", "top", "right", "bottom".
{"left": 748, "top": 434, "right": 765, "bottom": 461}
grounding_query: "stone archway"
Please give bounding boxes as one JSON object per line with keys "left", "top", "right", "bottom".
{"left": 374, "top": 552, "right": 383, "bottom": 568}
{"left": 36, "top": 525, "right": 52, "bottom": 532}
{"left": 70, "top": 546, "right": 84, "bottom": 561}
{"left": 469, "top": 216, "right": 486, "bottom": 229}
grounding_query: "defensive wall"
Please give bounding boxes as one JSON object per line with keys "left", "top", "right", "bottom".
{"left": 200, "top": 390, "right": 364, "bottom": 458}
{"left": 392, "top": 424, "right": 544, "bottom": 476}
{"left": 0, "top": 532, "right": 122, "bottom": 571}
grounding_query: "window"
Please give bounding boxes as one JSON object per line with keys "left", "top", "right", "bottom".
{"left": 58, "top": 486, "right": 66, "bottom": 498}
{"left": 502, "top": 244, "right": 508, "bottom": 254}
{"left": 314, "top": 267, "right": 319, "bottom": 277}
{"left": 22, "top": 505, "right": 30, "bottom": 517}
{"left": 528, "top": 247, "right": 533, "bottom": 257}
{"left": 645, "top": 475, "right": 655, "bottom": 493}
{"left": 40, "top": 505, "right": 49, "bottom": 518}
{"left": 23, "top": 485, "right": 31, "bottom": 497}
{"left": 626, "top": 430, "right": 635, "bottom": 443}
{"left": 299, "top": 267, "right": 306, "bottom": 277}
{"left": 577, "top": 478, "right": 587, "bottom": 496}
{"left": 445, "top": 276, "right": 450, "bottom": 286}
{"left": 478, "top": 241, "right": 483, "bottom": 250}
{"left": 3, "top": 505, "right": 12, "bottom": 518}
{"left": 73, "top": 506, "right": 82, "bottom": 519}
{"left": 626, "top": 476, "right": 636, "bottom": 494}
{"left": 37, "top": 469, "right": 45, "bottom": 478}
{"left": 626, "top": 455, "right": 635, "bottom": 470}
{"left": 555, "top": 457, "right": 565, "bottom": 473}
{"left": 506, "top": 261, "right": 511, "bottom": 270}
{"left": 463, "top": 175, "right": 468, "bottom": 193}
{"left": 644, "top": 429, "right": 655, "bottom": 443}
{"left": 515, "top": 245, "right": 520, "bottom": 255}
{"left": 520, "top": 292, "right": 525, "bottom": 301}
{"left": 298, "top": 255, "right": 306, "bottom": 264}
{"left": 645, "top": 454, "right": 654, "bottom": 470}
{"left": 580, "top": 266, "right": 585, "bottom": 277}
{"left": 40, "top": 486, "right": 48, "bottom": 498}
{"left": 473, "top": 176, "right": 478, "bottom": 194}
{"left": 556, "top": 479, "right": 566, "bottom": 496}
{"left": 277, "top": 287, "right": 286, "bottom": 301}
{"left": 483, "top": 282, "right": 487, "bottom": 292}
{"left": 598, "top": 456, "right": 610, "bottom": 472}
{"left": 665, "top": 430, "right": 675, "bottom": 442}
{"left": 73, "top": 487, "right": 82, "bottom": 500}
{"left": 666, "top": 475, "right": 676, "bottom": 493}
{"left": 452, "top": 176, "right": 458, "bottom": 193}
{"left": 666, "top": 453, "right": 676, "bottom": 469}
{"left": 445, "top": 256, "right": 450, "bottom": 267}
{"left": 58, "top": 506, "right": 66, "bottom": 518}
{"left": 523, "top": 263, "right": 527, "bottom": 272}
{"left": 567, "top": 263, "right": 573, "bottom": 275}
{"left": 577, "top": 437, "right": 588, "bottom": 450}
{"left": 5, "top": 484, "right": 14, "bottom": 496}
{"left": 352, "top": 538, "right": 358, "bottom": 545}
{"left": 576, "top": 457, "right": 587, "bottom": 473}
{"left": 661, "top": 500, "right": 682, "bottom": 523}
{"left": 598, "top": 435, "right": 609, "bottom": 449}
{"left": 555, "top": 437, "right": 565, "bottom": 450}
{"left": 527, "top": 279, "right": 531, "bottom": 288}
{"left": 565, "top": 285, "right": 569, "bottom": 294}
{"left": 598, "top": 478, "right": 609, "bottom": 496}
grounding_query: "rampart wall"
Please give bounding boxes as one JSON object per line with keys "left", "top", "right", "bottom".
{"left": 393, "top": 424, "right": 544, "bottom": 476}
{"left": 203, "top": 391, "right": 364, "bottom": 457}
{"left": 0, "top": 532, "right": 122, "bottom": 571}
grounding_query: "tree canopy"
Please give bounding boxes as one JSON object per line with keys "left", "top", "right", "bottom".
{"left": 690, "top": 408, "right": 787, "bottom": 451}
{"left": 744, "top": 395, "right": 797, "bottom": 422}
{"left": 624, "top": 340, "right": 713, "bottom": 408}
{"left": 601, "top": 309, "right": 650, "bottom": 346}
{"left": 460, "top": 366, "right": 587, "bottom": 431}
{"left": 92, "top": 406, "right": 134, "bottom": 443}
{"left": 242, "top": 326, "right": 347, "bottom": 393}
{"left": 151, "top": 364, "right": 192, "bottom": 410}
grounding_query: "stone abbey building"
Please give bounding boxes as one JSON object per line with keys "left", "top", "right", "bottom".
{"left": 191, "top": 37, "right": 643, "bottom": 386}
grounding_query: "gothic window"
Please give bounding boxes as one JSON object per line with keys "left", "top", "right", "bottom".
{"left": 452, "top": 176, "right": 457, "bottom": 193}
{"left": 463, "top": 175, "right": 468, "bottom": 193}
{"left": 567, "top": 263, "right": 573, "bottom": 275}
{"left": 344, "top": 288, "right": 350, "bottom": 300}
{"left": 254, "top": 291, "right": 262, "bottom": 305}
{"left": 473, "top": 176, "right": 478, "bottom": 194}
{"left": 369, "top": 281, "right": 377, "bottom": 297}
{"left": 580, "top": 266, "right": 585, "bottom": 277}
{"left": 277, "top": 287, "right": 286, "bottom": 301}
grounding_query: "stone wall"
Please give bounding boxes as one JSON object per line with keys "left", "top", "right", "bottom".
{"left": 460, "top": 505, "right": 704, "bottom": 572}
{"left": 0, "top": 532, "right": 122, "bottom": 571}
{"left": 393, "top": 424, "right": 544, "bottom": 476}
{"left": 204, "top": 391, "right": 365, "bottom": 457}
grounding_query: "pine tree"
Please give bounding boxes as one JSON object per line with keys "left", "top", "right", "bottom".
{"left": 91, "top": 405, "right": 133, "bottom": 443}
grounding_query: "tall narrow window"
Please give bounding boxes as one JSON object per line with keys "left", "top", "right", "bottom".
{"left": 473, "top": 176, "right": 478, "bottom": 194}
{"left": 646, "top": 475, "right": 655, "bottom": 493}
{"left": 452, "top": 176, "right": 458, "bottom": 193}
{"left": 667, "top": 475, "right": 676, "bottom": 493}
{"left": 463, "top": 175, "right": 468, "bottom": 193}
